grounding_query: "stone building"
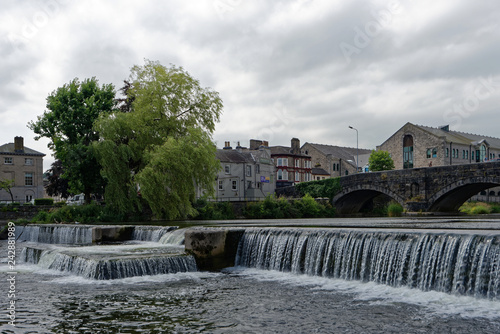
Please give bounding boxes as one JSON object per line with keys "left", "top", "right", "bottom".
{"left": 270, "top": 138, "right": 312, "bottom": 189}
{"left": 377, "top": 123, "right": 500, "bottom": 169}
{"left": 210, "top": 140, "right": 275, "bottom": 201}
{"left": 301, "top": 143, "right": 372, "bottom": 177}
{"left": 0, "top": 136, "right": 46, "bottom": 203}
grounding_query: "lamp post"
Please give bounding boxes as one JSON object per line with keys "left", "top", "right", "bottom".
{"left": 348, "top": 126, "right": 358, "bottom": 173}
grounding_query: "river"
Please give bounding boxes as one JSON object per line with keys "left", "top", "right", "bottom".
{"left": 2, "top": 217, "right": 500, "bottom": 333}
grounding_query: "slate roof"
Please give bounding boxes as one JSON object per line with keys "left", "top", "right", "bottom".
{"left": 311, "top": 167, "right": 329, "bottom": 175}
{"left": 0, "top": 143, "right": 45, "bottom": 156}
{"left": 304, "top": 143, "right": 372, "bottom": 162}
{"left": 269, "top": 145, "right": 310, "bottom": 157}
{"left": 414, "top": 124, "right": 500, "bottom": 149}
{"left": 216, "top": 149, "right": 254, "bottom": 163}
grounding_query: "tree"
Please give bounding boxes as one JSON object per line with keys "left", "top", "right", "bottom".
{"left": 45, "top": 159, "right": 70, "bottom": 199}
{"left": 368, "top": 150, "right": 395, "bottom": 171}
{"left": 0, "top": 179, "right": 15, "bottom": 203}
{"left": 28, "top": 77, "right": 115, "bottom": 203}
{"left": 94, "top": 60, "right": 223, "bottom": 219}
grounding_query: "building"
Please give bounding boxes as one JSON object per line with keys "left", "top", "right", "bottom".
{"left": 377, "top": 123, "right": 500, "bottom": 169}
{"left": 311, "top": 167, "right": 330, "bottom": 181}
{"left": 301, "top": 142, "right": 372, "bottom": 177}
{"left": 0, "top": 136, "right": 46, "bottom": 203}
{"left": 270, "top": 138, "right": 312, "bottom": 188}
{"left": 212, "top": 140, "right": 275, "bottom": 201}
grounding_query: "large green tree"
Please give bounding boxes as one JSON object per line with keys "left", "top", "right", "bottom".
{"left": 368, "top": 150, "right": 395, "bottom": 171}
{"left": 28, "top": 77, "right": 115, "bottom": 203}
{"left": 94, "top": 60, "right": 222, "bottom": 219}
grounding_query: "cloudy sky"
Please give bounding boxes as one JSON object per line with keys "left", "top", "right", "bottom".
{"left": 2, "top": 0, "right": 500, "bottom": 171}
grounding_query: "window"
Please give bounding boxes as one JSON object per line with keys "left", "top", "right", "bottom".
{"left": 295, "top": 159, "right": 300, "bottom": 168}
{"left": 246, "top": 165, "right": 251, "bottom": 177}
{"left": 446, "top": 148, "right": 449, "bottom": 157}
{"left": 4, "top": 157, "right": 13, "bottom": 164}
{"left": 432, "top": 148, "right": 437, "bottom": 158}
{"left": 466, "top": 151, "right": 468, "bottom": 159}
{"left": 256, "top": 164, "right": 260, "bottom": 174}
{"left": 225, "top": 165, "right": 230, "bottom": 174}
{"left": 25, "top": 173, "right": 33, "bottom": 186}
{"left": 218, "top": 180, "right": 223, "bottom": 190}
{"left": 463, "top": 150, "right": 466, "bottom": 159}
{"left": 25, "top": 158, "right": 33, "bottom": 165}
{"left": 231, "top": 180, "right": 237, "bottom": 191}
{"left": 332, "top": 164, "right": 336, "bottom": 172}
{"left": 295, "top": 172, "right": 299, "bottom": 182}
{"left": 426, "top": 149, "right": 432, "bottom": 159}
{"left": 26, "top": 195, "right": 33, "bottom": 203}
{"left": 403, "top": 135, "right": 413, "bottom": 169}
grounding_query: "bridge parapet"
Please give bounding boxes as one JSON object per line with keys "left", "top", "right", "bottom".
{"left": 334, "top": 161, "right": 500, "bottom": 214}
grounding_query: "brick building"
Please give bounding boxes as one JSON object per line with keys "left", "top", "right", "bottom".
{"left": 0, "top": 136, "right": 46, "bottom": 203}
{"left": 270, "top": 138, "right": 312, "bottom": 188}
{"left": 377, "top": 123, "right": 500, "bottom": 169}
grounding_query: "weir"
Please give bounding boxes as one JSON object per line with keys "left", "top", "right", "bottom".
{"left": 186, "top": 227, "right": 500, "bottom": 299}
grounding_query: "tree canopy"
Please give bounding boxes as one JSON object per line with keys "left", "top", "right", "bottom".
{"left": 93, "top": 60, "right": 223, "bottom": 219}
{"left": 28, "top": 77, "right": 116, "bottom": 203}
{"left": 368, "top": 150, "right": 395, "bottom": 171}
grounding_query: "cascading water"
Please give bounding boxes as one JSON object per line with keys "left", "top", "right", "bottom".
{"left": 235, "top": 228, "right": 500, "bottom": 299}
{"left": 132, "top": 226, "right": 178, "bottom": 242}
{"left": 15, "top": 224, "right": 94, "bottom": 245}
{"left": 22, "top": 246, "right": 197, "bottom": 280}
{"left": 159, "top": 228, "right": 185, "bottom": 245}
{"left": 17, "top": 224, "right": 196, "bottom": 280}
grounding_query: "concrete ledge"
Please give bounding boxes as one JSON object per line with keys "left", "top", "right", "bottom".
{"left": 184, "top": 227, "right": 245, "bottom": 271}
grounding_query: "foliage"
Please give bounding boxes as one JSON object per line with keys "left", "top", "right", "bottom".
{"left": 242, "top": 195, "right": 335, "bottom": 219}
{"left": 94, "top": 60, "right": 223, "bottom": 220}
{"left": 192, "top": 199, "right": 235, "bottom": 220}
{"left": 387, "top": 201, "right": 403, "bottom": 217}
{"left": 0, "top": 179, "right": 15, "bottom": 203}
{"left": 368, "top": 150, "right": 395, "bottom": 172}
{"left": 45, "top": 160, "right": 70, "bottom": 199}
{"left": 31, "top": 204, "right": 130, "bottom": 224}
{"left": 295, "top": 178, "right": 342, "bottom": 200}
{"left": 34, "top": 198, "right": 54, "bottom": 205}
{"left": 459, "top": 201, "right": 497, "bottom": 215}
{"left": 28, "top": 77, "right": 115, "bottom": 203}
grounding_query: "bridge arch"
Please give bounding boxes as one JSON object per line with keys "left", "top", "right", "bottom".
{"left": 333, "top": 184, "right": 406, "bottom": 214}
{"left": 427, "top": 176, "right": 500, "bottom": 212}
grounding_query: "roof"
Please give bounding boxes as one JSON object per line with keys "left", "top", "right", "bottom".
{"left": 311, "top": 167, "right": 329, "bottom": 175}
{"left": 403, "top": 123, "right": 500, "bottom": 149}
{"left": 216, "top": 149, "right": 254, "bottom": 163}
{"left": 0, "top": 143, "right": 45, "bottom": 156}
{"left": 270, "top": 145, "right": 310, "bottom": 157}
{"left": 304, "top": 143, "right": 372, "bottom": 164}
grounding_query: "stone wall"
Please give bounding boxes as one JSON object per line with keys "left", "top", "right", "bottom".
{"left": 0, "top": 205, "right": 53, "bottom": 220}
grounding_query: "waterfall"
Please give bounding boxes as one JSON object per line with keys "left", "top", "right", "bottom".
{"left": 22, "top": 246, "right": 197, "bottom": 280}
{"left": 158, "top": 228, "right": 185, "bottom": 245}
{"left": 16, "top": 225, "right": 94, "bottom": 245}
{"left": 235, "top": 228, "right": 500, "bottom": 299}
{"left": 132, "top": 226, "right": 178, "bottom": 242}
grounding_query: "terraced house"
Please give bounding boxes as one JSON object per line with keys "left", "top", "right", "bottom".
{"left": 0, "top": 136, "right": 45, "bottom": 203}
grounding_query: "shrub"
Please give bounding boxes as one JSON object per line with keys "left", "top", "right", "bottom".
{"left": 490, "top": 204, "right": 500, "bottom": 213}
{"left": 296, "top": 194, "right": 321, "bottom": 218}
{"left": 387, "top": 202, "right": 403, "bottom": 217}
{"left": 34, "top": 198, "right": 54, "bottom": 205}
{"left": 470, "top": 205, "right": 490, "bottom": 215}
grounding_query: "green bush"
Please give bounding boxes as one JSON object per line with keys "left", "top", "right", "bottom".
{"left": 387, "top": 202, "right": 403, "bottom": 217}
{"left": 296, "top": 194, "right": 321, "bottom": 218}
{"left": 295, "top": 178, "right": 341, "bottom": 200}
{"left": 489, "top": 204, "right": 500, "bottom": 213}
{"left": 470, "top": 205, "right": 490, "bottom": 215}
{"left": 34, "top": 198, "right": 54, "bottom": 205}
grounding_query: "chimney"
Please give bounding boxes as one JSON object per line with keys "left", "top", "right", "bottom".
{"left": 223, "top": 141, "right": 232, "bottom": 150}
{"left": 14, "top": 136, "right": 24, "bottom": 153}
{"left": 291, "top": 138, "right": 300, "bottom": 155}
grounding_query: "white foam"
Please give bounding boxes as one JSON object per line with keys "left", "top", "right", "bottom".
{"left": 226, "top": 267, "right": 500, "bottom": 319}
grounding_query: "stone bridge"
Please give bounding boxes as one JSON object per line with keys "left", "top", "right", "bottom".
{"left": 333, "top": 161, "right": 500, "bottom": 214}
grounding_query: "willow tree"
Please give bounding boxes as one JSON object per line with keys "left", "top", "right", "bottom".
{"left": 94, "top": 60, "right": 222, "bottom": 219}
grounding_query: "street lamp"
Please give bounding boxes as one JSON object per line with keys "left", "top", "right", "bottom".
{"left": 348, "top": 126, "right": 358, "bottom": 173}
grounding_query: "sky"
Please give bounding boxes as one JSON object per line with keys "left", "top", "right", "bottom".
{"left": 2, "top": 0, "right": 500, "bottom": 172}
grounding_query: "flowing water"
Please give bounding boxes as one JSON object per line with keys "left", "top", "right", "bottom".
{"left": 2, "top": 222, "right": 500, "bottom": 333}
